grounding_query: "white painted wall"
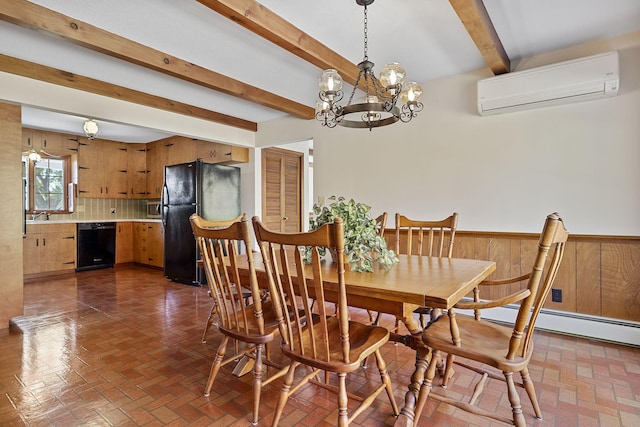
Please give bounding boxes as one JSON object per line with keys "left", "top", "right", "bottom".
{"left": 258, "top": 33, "right": 640, "bottom": 236}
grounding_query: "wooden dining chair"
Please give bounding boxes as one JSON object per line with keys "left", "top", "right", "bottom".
{"left": 394, "top": 212, "right": 458, "bottom": 257}
{"left": 394, "top": 212, "right": 459, "bottom": 328}
{"left": 195, "top": 214, "right": 249, "bottom": 343}
{"left": 375, "top": 212, "right": 388, "bottom": 237}
{"left": 415, "top": 212, "right": 569, "bottom": 427}
{"left": 190, "top": 213, "right": 287, "bottom": 426}
{"left": 366, "top": 212, "right": 388, "bottom": 323}
{"left": 252, "top": 216, "right": 400, "bottom": 427}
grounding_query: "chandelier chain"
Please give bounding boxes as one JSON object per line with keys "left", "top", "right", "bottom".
{"left": 363, "top": 3, "right": 368, "bottom": 61}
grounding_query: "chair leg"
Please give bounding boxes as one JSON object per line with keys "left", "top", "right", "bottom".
{"left": 271, "top": 362, "right": 298, "bottom": 427}
{"left": 374, "top": 350, "right": 400, "bottom": 416}
{"left": 415, "top": 349, "right": 441, "bottom": 421}
{"left": 201, "top": 303, "right": 216, "bottom": 343}
{"left": 504, "top": 371, "right": 526, "bottom": 427}
{"left": 337, "top": 372, "right": 349, "bottom": 427}
{"left": 367, "top": 309, "right": 376, "bottom": 324}
{"left": 251, "top": 344, "right": 264, "bottom": 426}
{"left": 205, "top": 337, "right": 229, "bottom": 396}
{"left": 441, "top": 354, "right": 455, "bottom": 387}
{"left": 361, "top": 312, "right": 383, "bottom": 368}
{"left": 393, "top": 319, "right": 400, "bottom": 346}
{"left": 521, "top": 367, "right": 543, "bottom": 419}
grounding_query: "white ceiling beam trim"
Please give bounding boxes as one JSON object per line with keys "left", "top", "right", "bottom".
{"left": 0, "top": 71, "right": 256, "bottom": 147}
{"left": 0, "top": 0, "right": 315, "bottom": 120}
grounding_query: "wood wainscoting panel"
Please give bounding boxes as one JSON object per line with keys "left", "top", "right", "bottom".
{"left": 601, "top": 242, "right": 640, "bottom": 321}
{"left": 452, "top": 234, "right": 474, "bottom": 259}
{"left": 488, "top": 238, "right": 518, "bottom": 301}
{"left": 576, "top": 241, "right": 602, "bottom": 316}
{"left": 547, "top": 241, "right": 577, "bottom": 312}
{"left": 386, "top": 229, "right": 640, "bottom": 323}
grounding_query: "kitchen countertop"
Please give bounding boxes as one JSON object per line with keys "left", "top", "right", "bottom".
{"left": 26, "top": 218, "right": 162, "bottom": 225}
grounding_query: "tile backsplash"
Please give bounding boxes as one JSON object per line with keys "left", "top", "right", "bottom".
{"left": 48, "top": 198, "right": 148, "bottom": 221}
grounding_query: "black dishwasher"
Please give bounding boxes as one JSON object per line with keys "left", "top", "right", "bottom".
{"left": 76, "top": 222, "right": 116, "bottom": 271}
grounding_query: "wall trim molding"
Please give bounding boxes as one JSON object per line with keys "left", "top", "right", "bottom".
{"left": 454, "top": 229, "right": 640, "bottom": 242}
{"left": 461, "top": 305, "right": 640, "bottom": 347}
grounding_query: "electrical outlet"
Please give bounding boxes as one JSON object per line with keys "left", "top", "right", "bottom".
{"left": 551, "top": 288, "right": 562, "bottom": 303}
{"left": 110, "top": 208, "right": 116, "bottom": 214}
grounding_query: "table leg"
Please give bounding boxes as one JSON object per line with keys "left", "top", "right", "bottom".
{"left": 393, "top": 309, "right": 428, "bottom": 427}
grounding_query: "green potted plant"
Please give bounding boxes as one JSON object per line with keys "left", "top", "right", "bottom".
{"left": 306, "top": 196, "right": 398, "bottom": 272}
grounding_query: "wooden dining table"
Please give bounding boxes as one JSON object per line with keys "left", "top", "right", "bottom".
{"left": 232, "top": 253, "right": 496, "bottom": 426}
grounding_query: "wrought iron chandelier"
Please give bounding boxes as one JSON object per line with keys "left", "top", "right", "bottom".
{"left": 316, "top": 0, "right": 423, "bottom": 130}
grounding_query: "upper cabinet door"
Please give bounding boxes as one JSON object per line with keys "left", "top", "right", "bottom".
{"left": 103, "top": 141, "right": 129, "bottom": 199}
{"left": 77, "top": 140, "right": 103, "bottom": 198}
{"left": 128, "top": 145, "right": 148, "bottom": 198}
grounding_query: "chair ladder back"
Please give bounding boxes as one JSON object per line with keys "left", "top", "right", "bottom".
{"left": 258, "top": 240, "right": 299, "bottom": 350}
{"left": 209, "top": 238, "right": 243, "bottom": 332}
{"left": 395, "top": 213, "right": 458, "bottom": 257}
{"left": 191, "top": 214, "right": 266, "bottom": 336}
{"left": 284, "top": 243, "right": 329, "bottom": 361}
{"left": 307, "top": 245, "right": 333, "bottom": 361}
{"left": 509, "top": 214, "right": 569, "bottom": 359}
{"left": 253, "top": 217, "right": 350, "bottom": 364}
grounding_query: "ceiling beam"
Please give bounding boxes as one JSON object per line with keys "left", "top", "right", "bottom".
{"left": 197, "top": 0, "right": 362, "bottom": 87}
{"left": 0, "top": 54, "right": 257, "bottom": 132}
{"left": 0, "top": 0, "right": 314, "bottom": 120}
{"left": 449, "top": 0, "right": 510, "bottom": 75}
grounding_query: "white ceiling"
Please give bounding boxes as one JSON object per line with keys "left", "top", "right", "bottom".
{"left": 3, "top": 0, "right": 640, "bottom": 142}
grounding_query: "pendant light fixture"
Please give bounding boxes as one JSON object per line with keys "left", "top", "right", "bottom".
{"left": 25, "top": 149, "right": 41, "bottom": 164}
{"left": 316, "top": 0, "right": 423, "bottom": 130}
{"left": 83, "top": 119, "right": 99, "bottom": 140}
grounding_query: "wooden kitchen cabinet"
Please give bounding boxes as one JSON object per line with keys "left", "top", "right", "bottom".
{"left": 22, "top": 128, "right": 78, "bottom": 156}
{"left": 145, "top": 140, "right": 164, "bottom": 199}
{"left": 77, "top": 139, "right": 103, "bottom": 197}
{"left": 77, "top": 139, "right": 129, "bottom": 198}
{"left": 146, "top": 222, "right": 164, "bottom": 268}
{"left": 134, "top": 221, "right": 164, "bottom": 268}
{"left": 216, "top": 143, "right": 249, "bottom": 164}
{"left": 196, "top": 141, "right": 249, "bottom": 164}
{"left": 196, "top": 140, "right": 226, "bottom": 163}
{"left": 22, "top": 128, "right": 40, "bottom": 152}
{"left": 104, "top": 141, "right": 129, "bottom": 198}
{"left": 115, "top": 222, "right": 134, "bottom": 264}
{"left": 165, "top": 137, "right": 196, "bottom": 165}
{"left": 23, "top": 223, "right": 76, "bottom": 277}
{"left": 145, "top": 136, "right": 195, "bottom": 199}
{"left": 128, "top": 145, "right": 148, "bottom": 198}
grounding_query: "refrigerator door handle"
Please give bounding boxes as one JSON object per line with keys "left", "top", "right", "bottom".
{"left": 161, "top": 183, "right": 169, "bottom": 226}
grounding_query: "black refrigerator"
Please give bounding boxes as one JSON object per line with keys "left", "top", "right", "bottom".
{"left": 162, "top": 160, "right": 241, "bottom": 284}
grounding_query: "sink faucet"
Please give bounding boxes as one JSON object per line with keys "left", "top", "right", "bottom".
{"left": 31, "top": 212, "right": 49, "bottom": 221}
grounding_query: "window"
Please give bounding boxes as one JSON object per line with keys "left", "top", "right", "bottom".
{"left": 24, "top": 154, "right": 73, "bottom": 213}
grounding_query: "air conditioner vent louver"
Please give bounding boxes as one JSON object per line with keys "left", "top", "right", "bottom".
{"left": 477, "top": 51, "right": 619, "bottom": 116}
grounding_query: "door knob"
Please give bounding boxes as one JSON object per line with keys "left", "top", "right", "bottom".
{"left": 283, "top": 217, "right": 288, "bottom": 221}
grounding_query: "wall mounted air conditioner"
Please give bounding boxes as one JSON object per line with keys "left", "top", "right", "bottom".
{"left": 477, "top": 51, "right": 619, "bottom": 116}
